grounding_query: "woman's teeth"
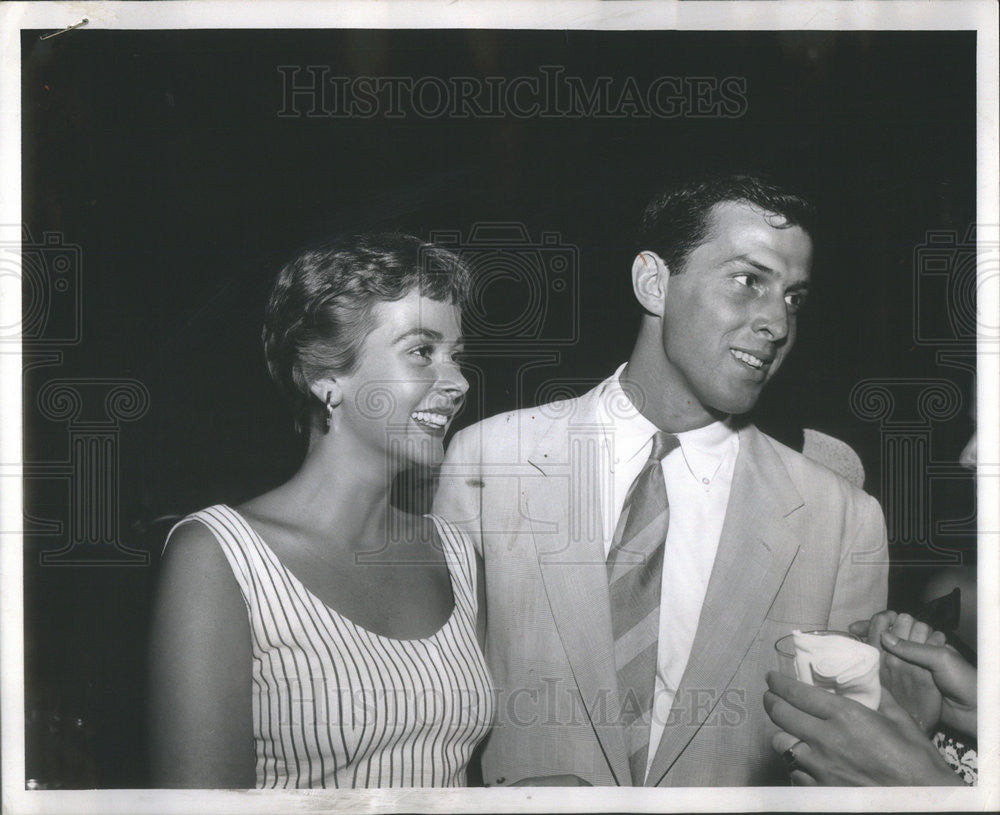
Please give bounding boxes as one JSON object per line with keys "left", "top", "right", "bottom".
{"left": 731, "top": 349, "right": 765, "bottom": 369}
{"left": 411, "top": 410, "right": 448, "bottom": 428}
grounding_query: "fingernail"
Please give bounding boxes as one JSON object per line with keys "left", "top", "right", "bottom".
{"left": 881, "top": 631, "right": 899, "bottom": 646}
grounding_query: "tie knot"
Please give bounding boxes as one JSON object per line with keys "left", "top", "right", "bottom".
{"left": 649, "top": 430, "right": 679, "bottom": 462}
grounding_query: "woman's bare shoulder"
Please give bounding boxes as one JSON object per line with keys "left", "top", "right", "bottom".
{"left": 233, "top": 488, "right": 303, "bottom": 540}
{"left": 158, "top": 515, "right": 245, "bottom": 618}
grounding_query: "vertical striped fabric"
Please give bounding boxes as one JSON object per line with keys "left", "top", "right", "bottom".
{"left": 606, "top": 431, "right": 678, "bottom": 785}
{"left": 166, "top": 504, "right": 494, "bottom": 788}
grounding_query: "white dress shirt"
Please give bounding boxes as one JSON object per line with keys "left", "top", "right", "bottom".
{"left": 596, "top": 365, "right": 739, "bottom": 777}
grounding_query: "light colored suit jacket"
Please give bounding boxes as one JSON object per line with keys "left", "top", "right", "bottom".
{"left": 434, "top": 381, "right": 888, "bottom": 786}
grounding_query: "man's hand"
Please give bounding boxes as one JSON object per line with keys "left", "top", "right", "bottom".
{"left": 509, "top": 774, "right": 593, "bottom": 786}
{"left": 764, "top": 671, "right": 962, "bottom": 786}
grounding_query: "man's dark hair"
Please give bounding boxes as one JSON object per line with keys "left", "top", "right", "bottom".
{"left": 636, "top": 174, "right": 815, "bottom": 275}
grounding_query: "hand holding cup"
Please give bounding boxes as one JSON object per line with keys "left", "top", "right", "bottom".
{"left": 774, "top": 629, "right": 881, "bottom": 709}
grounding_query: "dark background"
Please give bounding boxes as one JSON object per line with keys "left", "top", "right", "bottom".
{"left": 21, "top": 29, "right": 977, "bottom": 787}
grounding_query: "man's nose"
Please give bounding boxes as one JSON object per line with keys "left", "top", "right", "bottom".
{"left": 752, "top": 294, "right": 789, "bottom": 342}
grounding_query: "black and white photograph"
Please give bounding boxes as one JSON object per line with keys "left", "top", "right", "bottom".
{"left": 1, "top": 1, "right": 997, "bottom": 812}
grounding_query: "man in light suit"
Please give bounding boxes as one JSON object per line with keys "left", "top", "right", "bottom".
{"left": 434, "top": 175, "right": 888, "bottom": 786}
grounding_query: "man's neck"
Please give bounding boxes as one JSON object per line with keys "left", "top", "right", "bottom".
{"left": 622, "top": 331, "right": 729, "bottom": 433}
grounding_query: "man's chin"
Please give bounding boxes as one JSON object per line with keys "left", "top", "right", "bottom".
{"left": 707, "top": 389, "right": 764, "bottom": 418}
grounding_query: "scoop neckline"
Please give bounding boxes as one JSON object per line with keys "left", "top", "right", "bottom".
{"left": 218, "top": 504, "right": 461, "bottom": 644}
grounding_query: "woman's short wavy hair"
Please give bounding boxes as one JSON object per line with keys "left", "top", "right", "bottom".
{"left": 263, "top": 232, "right": 471, "bottom": 434}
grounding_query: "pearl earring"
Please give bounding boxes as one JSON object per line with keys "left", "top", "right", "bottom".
{"left": 324, "top": 391, "right": 335, "bottom": 432}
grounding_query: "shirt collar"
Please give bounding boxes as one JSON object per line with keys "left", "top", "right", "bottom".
{"left": 598, "top": 363, "right": 737, "bottom": 480}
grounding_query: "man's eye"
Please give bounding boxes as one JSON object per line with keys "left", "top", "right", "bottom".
{"left": 733, "top": 272, "right": 758, "bottom": 288}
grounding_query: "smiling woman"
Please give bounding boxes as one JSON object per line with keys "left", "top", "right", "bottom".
{"left": 147, "top": 233, "right": 493, "bottom": 789}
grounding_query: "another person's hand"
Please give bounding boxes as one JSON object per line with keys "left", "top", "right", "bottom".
{"left": 509, "top": 774, "right": 592, "bottom": 786}
{"left": 849, "top": 611, "right": 943, "bottom": 733}
{"left": 850, "top": 612, "right": 977, "bottom": 737}
{"left": 764, "top": 671, "right": 963, "bottom": 786}
{"left": 881, "top": 631, "right": 976, "bottom": 738}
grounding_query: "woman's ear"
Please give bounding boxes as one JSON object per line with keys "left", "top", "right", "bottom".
{"left": 308, "top": 377, "right": 343, "bottom": 410}
{"left": 309, "top": 377, "right": 343, "bottom": 434}
{"left": 631, "top": 251, "right": 670, "bottom": 316}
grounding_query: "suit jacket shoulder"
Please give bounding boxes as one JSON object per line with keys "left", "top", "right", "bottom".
{"left": 448, "top": 389, "right": 600, "bottom": 467}
{"left": 753, "top": 426, "right": 880, "bottom": 516}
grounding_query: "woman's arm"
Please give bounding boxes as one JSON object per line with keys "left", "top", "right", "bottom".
{"left": 474, "top": 549, "right": 486, "bottom": 652}
{"left": 148, "top": 521, "right": 255, "bottom": 788}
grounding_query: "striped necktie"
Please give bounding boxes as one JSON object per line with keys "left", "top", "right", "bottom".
{"left": 607, "top": 430, "right": 679, "bottom": 785}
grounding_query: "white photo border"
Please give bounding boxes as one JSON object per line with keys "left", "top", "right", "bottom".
{"left": 1, "top": 2, "right": 997, "bottom": 813}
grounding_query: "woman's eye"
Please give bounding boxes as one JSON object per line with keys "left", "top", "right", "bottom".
{"left": 733, "top": 272, "right": 758, "bottom": 288}
{"left": 785, "top": 292, "right": 807, "bottom": 310}
{"left": 411, "top": 345, "right": 433, "bottom": 361}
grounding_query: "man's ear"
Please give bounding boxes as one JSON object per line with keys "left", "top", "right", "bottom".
{"left": 631, "top": 251, "right": 669, "bottom": 316}
{"left": 308, "top": 376, "right": 343, "bottom": 410}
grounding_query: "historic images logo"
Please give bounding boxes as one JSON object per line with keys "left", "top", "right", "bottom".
{"left": 278, "top": 66, "right": 748, "bottom": 120}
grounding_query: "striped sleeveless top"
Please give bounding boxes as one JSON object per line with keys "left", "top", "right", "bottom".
{"left": 168, "top": 504, "right": 494, "bottom": 788}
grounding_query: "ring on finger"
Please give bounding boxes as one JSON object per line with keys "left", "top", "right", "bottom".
{"left": 782, "top": 739, "right": 805, "bottom": 770}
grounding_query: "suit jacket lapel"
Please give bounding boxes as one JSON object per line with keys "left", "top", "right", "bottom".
{"left": 646, "top": 424, "right": 804, "bottom": 786}
{"left": 524, "top": 389, "right": 632, "bottom": 786}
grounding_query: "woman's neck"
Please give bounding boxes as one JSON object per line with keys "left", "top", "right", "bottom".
{"left": 274, "top": 434, "right": 404, "bottom": 548}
